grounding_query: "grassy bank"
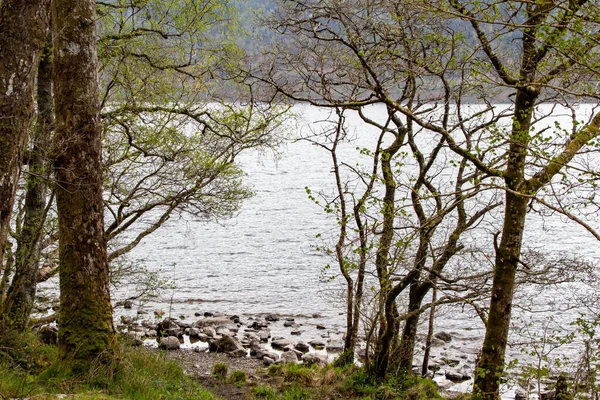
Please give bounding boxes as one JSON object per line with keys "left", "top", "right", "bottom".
{"left": 0, "top": 332, "right": 216, "bottom": 399}
{"left": 0, "top": 332, "right": 449, "bottom": 399}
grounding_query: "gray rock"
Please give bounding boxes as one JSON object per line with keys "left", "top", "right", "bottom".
{"left": 309, "top": 339, "right": 326, "bottom": 350}
{"left": 263, "top": 356, "right": 276, "bottom": 366}
{"left": 327, "top": 340, "right": 344, "bottom": 352}
{"left": 120, "top": 315, "right": 134, "bottom": 325}
{"left": 265, "top": 314, "right": 279, "bottom": 322}
{"left": 428, "top": 362, "right": 441, "bottom": 372}
{"left": 271, "top": 338, "right": 294, "bottom": 350}
{"left": 209, "top": 335, "right": 245, "bottom": 355}
{"left": 257, "top": 330, "right": 270, "bottom": 342}
{"left": 188, "top": 327, "right": 201, "bottom": 338}
{"left": 316, "top": 324, "right": 326, "bottom": 330}
{"left": 146, "top": 329, "right": 157, "bottom": 337}
{"left": 514, "top": 388, "right": 527, "bottom": 400}
{"left": 157, "top": 318, "right": 181, "bottom": 337}
{"left": 159, "top": 336, "right": 181, "bottom": 350}
{"left": 291, "top": 330, "right": 302, "bottom": 336}
{"left": 255, "top": 349, "right": 278, "bottom": 360}
{"left": 281, "top": 350, "right": 299, "bottom": 364}
{"left": 249, "top": 320, "right": 269, "bottom": 329}
{"left": 434, "top": 331, "right": 452, "bottom": 343}
{"left": 202, "top": 326, "right": 217, "bottom": 337}
{"left": 283, "top": 320, "right": 296, "bottom": 327}
{"left": 440, "top": 357, "right": 460, "bottom": 367}
{"left": 194, "top": 317, "right": 232, "bottom": 328}
{"left": 445, "top": 369, "right": 467, "bottom": 382}
{"left": 284, "top": 347, "right": 304, "bottom": 358}
{"left": 229, "top": 348, "right": 247, "bottom": 358}
{"left": 295, "top": 342, "right": 310, "bottom": 353}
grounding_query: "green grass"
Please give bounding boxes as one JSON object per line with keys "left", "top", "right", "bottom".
{"left": 0, "top": 332, "right": 217, "bottom": 400}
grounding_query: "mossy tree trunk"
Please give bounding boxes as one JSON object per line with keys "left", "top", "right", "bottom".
{"left": 0, "top": 0, "right": 50, "bottom": 280}
{"left": 3, "top": 35, "right": 53, "bottom": 330}
{"left": 52, "top": 0, "right": 117, "bottom": 363}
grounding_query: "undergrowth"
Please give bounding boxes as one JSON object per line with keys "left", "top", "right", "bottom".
{"left": 0, "top": 331, "right": 216, "bottom": 399}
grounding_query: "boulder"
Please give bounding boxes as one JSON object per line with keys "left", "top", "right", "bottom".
{"left": 263, "top": 356, "right": 276, "bottom": 366}
{"left": 326, "top": 340, "right": 344, "bottom": 352}
{"left": 434, "top": 331, "right": 452, "bottom": 343}
{"left": 257, "top": 330, "right": 270, "bottom": 342}
{"left": 514, "top": 388, "right": 527, "bottom": 400}
{"left": 308, "top": 339, "right": 326, "bottom": 350}
{"left": 157, "top": 318, "right": 182, "bottom": 338}
{"left": 295, "top": 341, "right": 310, "bottom": 353}
{"left": 265, "top": 314, "right": 279, "bottom": 322}
{"left": 159, "top": 336, "right": 181, "bottom": 350}
{"left": 209, "top": 335, "right": 245, "bottom": 355}
{"left": 194, "top": 317, "right": 232, "bottom": 328}
{"left": 249, "top": 320, "right": 269, "bottom": 330}
{"left": 188, "top": 327, "right": 201, "bottom": 338}
{"left": 229, "top": 348, "right": 247, "bottom": 358}
{"left": 445, "top": 369, "right": 468, "bottom": 382}
{"left": 440, "top": 356, "right": 460, "bottom": 367}
{"left": 202, "top": 326, "right": 217, "bottom": 337}
{"left": 291, "top": 330, "right": 302, "bottom": 336}
{"left": 120, "top": 315, "right": 134, "bottom": 325}
{"left": 271, "top": 338, "right": 294, "bottom": 350}
{"left": 316, "top": 324, "right": 326, "bottom": 330}
{"left": 281, "top": 350, "right": 299, "bottom": 364}
{"left": 255, "top": 348, "right": 278, "bottom": 360}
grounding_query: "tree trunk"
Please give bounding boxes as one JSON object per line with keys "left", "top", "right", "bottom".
{"left": 3, "top": 35, "right": 53, "bottom": 330}
{"left": 52, "top": 0, "right": 116, "bottom": 363}
{"left": 421, "top": 285, "right": 437, "bottom": 377}
{"left": 0, "top": 0, "right": 50, "bottom": 276}
{"left": 396, "top": 284, "right": 424, "bottom": 373}
{"left": 473, "top": 89, "right": 535, "bottom": 399}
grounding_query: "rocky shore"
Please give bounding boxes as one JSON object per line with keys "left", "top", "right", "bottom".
{"left": 112, "top": 306, "right": 482, "bottom": 393}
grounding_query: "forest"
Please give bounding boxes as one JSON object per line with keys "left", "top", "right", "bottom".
{"left": 1, "top": 1, "right": 600, "bottom": 400}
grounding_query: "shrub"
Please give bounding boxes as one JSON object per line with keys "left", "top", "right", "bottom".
{"left": 212, "top": 362, "right": 228, "bottom": 380}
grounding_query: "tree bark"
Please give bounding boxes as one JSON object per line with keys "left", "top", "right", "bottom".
{"left": 3, "top": 35, "right": 53, "bottom": 330}
{"left": 52, "top": 0, "right": 116, "bottom": 363}
{"left": 0, "top": 0, "right": 50, "bottom": 277}
{"left": 473, "top": 89, "right": 535, "bottom": 399}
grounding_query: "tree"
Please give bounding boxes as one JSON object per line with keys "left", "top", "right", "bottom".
{"left": 52, "top": 0, "right": 117, "bottom": 363}
{"left": 257, "top": 0, "right": 600, "bottom": 391}
{"left": 0, "top": 0, "right": 50, "bottom": 294}
{"left": 0, "top": 0, "right": 286, "bottom": 329}
{"left": 2, "top": 35, "right": 53, "bottom": 330}
{"left": 258, "top": 1, "right": 499, "bottom": 379}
